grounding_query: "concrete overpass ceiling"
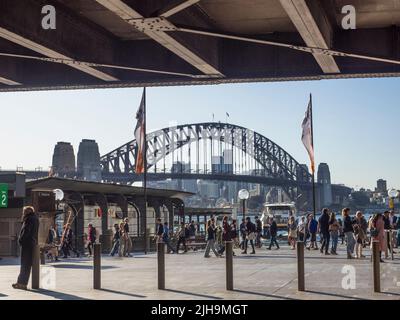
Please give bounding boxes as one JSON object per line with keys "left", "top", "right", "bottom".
{"left": 333, "top": 0, "right": 400, "bottom": 28}
{"left": 197, "top": 0, "right": 297, "bottom": 34}
{"left": 0, "top": 0, "right": 399, "bottom": 91}
{"left": 54, "top": 0, "right": 150, "bottom": 40}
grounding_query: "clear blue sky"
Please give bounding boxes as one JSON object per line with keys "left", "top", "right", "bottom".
{"left": 0, "top": 77, "right": 398, "bottom": 190}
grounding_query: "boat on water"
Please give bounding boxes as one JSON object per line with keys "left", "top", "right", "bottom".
{"left": 261, "top": 203, "right": 297, "bottom": 229}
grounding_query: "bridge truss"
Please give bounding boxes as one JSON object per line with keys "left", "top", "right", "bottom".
{"left": 100, "top": 123, "right": 314, "bottom": 208}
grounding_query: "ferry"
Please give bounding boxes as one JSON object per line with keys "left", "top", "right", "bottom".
{"left": 261, "top": 203, "right": 296, "bottom": 230}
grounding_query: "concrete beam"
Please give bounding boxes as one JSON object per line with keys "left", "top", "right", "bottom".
{"left": 160, "top": 0, "right": 201, "bottom": 18}
{"left": 279, "top": 0, "right": 340, "bottom": 74}
{"left": 0, "top": 76, "right": 20, "bottom": 86}
{"left": 95, "top": 0, "right": 223, "bottom": 77}
{"left": 0, "top": 0, "right": 118, "bottom": 82}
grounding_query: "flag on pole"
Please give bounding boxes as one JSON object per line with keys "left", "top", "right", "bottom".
{"left": 301, "top": 97, "right": 315, "bottom": 174}
{"left": 134, "top": 89, "right": 146, "bottom": 174}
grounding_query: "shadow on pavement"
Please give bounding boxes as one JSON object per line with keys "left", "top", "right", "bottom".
{"left": 164, "top": 289, "right": 223, "bottom": 300}
{"left": 305, "top": 290, "right": 369, "bottom": 300}
{"left": 233, "top": 289, "right": 296, "bottom": 300}
{"left": 99, "top": 288, "right": 146, "bottom": 298}
{"left": 384, "top": 291, "right": 400, "bottom": 296}
{"left": 32, "top": 289, "right": 88, "bottom": 300}
{"left": 51, "top": 264, "right": 117, "bottom": 270}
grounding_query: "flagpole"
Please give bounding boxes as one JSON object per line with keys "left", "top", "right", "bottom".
{"left": 143, "top": 87, "right": 148, "bottom": 255}
{"left": 310, "top": 93, "right": 317, "bottom": 217}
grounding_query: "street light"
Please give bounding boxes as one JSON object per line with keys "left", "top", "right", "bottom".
{"left": 238, "top": 189, "right": 250, "bottom": 220}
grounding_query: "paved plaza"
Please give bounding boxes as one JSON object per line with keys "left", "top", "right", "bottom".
{"left": 1, "top": 245, "right": 399, "bottom": 300}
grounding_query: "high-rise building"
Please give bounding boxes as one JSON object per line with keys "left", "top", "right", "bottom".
{"left": 52, "top": 142, "right": 76, "bottom": 175}
{"left": 77, "top": 139, "right": 102, "bottom": 181}
{"left": 376, "top": 179, "right": 387, "bottom": 194}
{"left": 317, "top": 163, "right": 333, "bottom": 207}
{"left": 212, "top": 151, "right": 233, "bottom": 174}
{"left": 198, "top": 181, "right": 220, "bottom": 199}
{"left": 211, "top": 156, "right": 223, "bottom": 173}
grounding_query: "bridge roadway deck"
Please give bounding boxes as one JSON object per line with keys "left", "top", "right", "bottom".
{"left": 0, "top": 244, "right": 399, "bottom": 300}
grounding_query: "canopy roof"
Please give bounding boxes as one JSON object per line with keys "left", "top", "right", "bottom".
{"left": 26, "top": 177, "right": 193, "bottom": 201}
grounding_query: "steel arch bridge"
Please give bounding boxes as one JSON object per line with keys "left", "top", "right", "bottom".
{"left": 100, "top": 123, "right": 314, "bottom": 203}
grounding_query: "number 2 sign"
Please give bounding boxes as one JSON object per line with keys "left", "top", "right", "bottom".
{"left": 0, "top": 184, "right": 8, "bottom": 208}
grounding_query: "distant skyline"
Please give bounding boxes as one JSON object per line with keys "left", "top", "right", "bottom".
{"left": 0, "top": 77, "right": 399, "bottom": 190}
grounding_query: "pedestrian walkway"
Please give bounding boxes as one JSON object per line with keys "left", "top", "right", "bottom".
{"left": 0, "top": 245, "right": 399, "bottom": 300}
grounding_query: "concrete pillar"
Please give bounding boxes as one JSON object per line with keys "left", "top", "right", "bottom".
{"left": 372, "top": 240, "right": 380, "bottom": 293}
{"left": 31, "top": 245, "right": 40, "bottom": 289}
{"left": 226, "top": 241, "right": 234, "bottom": 291}
{"left": 93, "top": 243, "right": 101, "bottom": 290}
{"left": 157, "top": 241, "right": 165, "bottom": 290}
{"left": 297, "top": 241, "right": 305, "bottom": 292}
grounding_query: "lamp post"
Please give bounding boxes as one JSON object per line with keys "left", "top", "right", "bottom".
{"left": 388, "top": 188, "right": 399, "bottom": 210}
{"left": 238, "top": 189, "right": 250, "bottom": 220}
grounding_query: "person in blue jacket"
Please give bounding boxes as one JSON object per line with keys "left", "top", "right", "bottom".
{"left": 307, "top": 213, "right": 319, "bottom": 250}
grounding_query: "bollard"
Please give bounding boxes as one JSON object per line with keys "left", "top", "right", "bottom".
{"left": 93, "top": 243, "right": 101, "bottom": 290}
{"left": 31, "top": 244, "right": 40, "bottom": 289}
{"left": 157, "top": 241, "right": 165, "bottom": 290}
{"left": 297, "top": 241, "right": 305, "bottom": 292}
{"left": 226, "top": 241, "right": 234, "bottom": 291}
{"left": 372, "top": 240, "right": 381, "bottom": 293}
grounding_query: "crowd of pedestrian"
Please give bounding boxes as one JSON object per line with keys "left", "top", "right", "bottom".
{"left": 10, "top": 204, "right": 400, "bottom": 291}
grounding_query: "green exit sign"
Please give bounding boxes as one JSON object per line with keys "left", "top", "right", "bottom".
{"left": 0, "top": 184, "right": 8, "bottom": 208}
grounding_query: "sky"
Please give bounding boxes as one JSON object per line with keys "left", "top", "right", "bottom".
{"left": 0, "top": 77, "right": 399, "bottom": 190}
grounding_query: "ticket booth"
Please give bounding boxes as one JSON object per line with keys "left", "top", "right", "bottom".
{"left": 0, "top": 173, "right": 25, "bottom": 257}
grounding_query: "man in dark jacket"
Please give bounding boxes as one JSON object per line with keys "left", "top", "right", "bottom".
{"left": 154, "top": 218, "right": 164, "bottom": 243}
{"left": 255, "top": 216, "right": 262, "bottom": 248}
{"left": 13, "top": 206, "right": 39, "bottom": 290}
{"left": 239, "top": 218, "right": 246, "bottom": 250}
{"left": 318, "top": 208, "right": 331, "bottom": 255}
{"left": 267, "top": 217, "right": 280, "bottom": 250}
{"left": 242, "top": 217, "right": 256, "bottom": 254}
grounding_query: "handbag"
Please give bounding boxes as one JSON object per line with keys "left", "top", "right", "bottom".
{"left": 289, "top": 229, "right": 297, "bottom": 238}
{"left": 370, "top": 227, "right": 379, "bottom": 238}
{"left": 247, "top": 232, "right": 256, "bottom": 241}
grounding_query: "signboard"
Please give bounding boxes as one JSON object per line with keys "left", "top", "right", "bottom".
{"left": 0, "top": 183, "right": 8, "bottom": 208}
